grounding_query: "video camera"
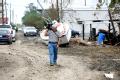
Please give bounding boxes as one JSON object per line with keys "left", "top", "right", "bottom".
{"left": 46, "top": 23, "right": 53, "bottom": 30}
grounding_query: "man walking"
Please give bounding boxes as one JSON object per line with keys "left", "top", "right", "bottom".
{"left": 44, "top": 23, "right": 60, "bottom": 66}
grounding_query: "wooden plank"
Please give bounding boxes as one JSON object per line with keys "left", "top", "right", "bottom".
{"left": 0, "top": 10, "right": 2, "bottom": 13}
{"left": 0, "top": 3, "right": 2, "bottom": 6}
{"left": 82, "top": 24, "right": 85, "bottom": 40}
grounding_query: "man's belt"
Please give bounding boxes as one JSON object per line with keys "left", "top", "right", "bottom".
{"left": 49, "top": 42, "right": 58, "bottom": 44}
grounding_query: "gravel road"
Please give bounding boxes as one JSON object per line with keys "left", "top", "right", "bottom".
{"left": 0, "top": 31, "right": 120, "bottom": 80}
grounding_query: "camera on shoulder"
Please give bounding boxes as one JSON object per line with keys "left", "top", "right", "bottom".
{"left": 46, "top": 23, "right": 53, "bottom": 30}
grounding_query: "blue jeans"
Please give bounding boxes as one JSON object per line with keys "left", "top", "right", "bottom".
{"left": 48, "top": 42, "right": 58, "bottom": 64}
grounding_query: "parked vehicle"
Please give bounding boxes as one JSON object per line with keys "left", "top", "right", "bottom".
{"left": 10, "top": 23, "right": 18, "bottom": 32}
{"left": 0, "top": 24, "right": 16, "bottom": 42}
{"left": 71, "top": 30, "right": 80, "bottom": 38}
{"left": 0, "top": 29, "right": 12, "bottom": 44}
{"left": 23, "top": 26, "right": 38, "bottom": 36}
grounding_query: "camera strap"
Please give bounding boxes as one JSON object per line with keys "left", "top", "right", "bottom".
{"left": 51, "top": 30, "right": 61, "bottom": 45}
{"left": 52, "top": 30, "right": 66, "bottom": 46}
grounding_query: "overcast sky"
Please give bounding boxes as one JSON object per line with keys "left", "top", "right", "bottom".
{"left": 6, "top": 0, "right": 111, "bottom": 24}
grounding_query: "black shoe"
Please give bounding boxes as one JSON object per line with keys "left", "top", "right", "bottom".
{"left": 54, "top": 63, "right": 57, "bottom": 65}
{"left": 50, "top": 64, "right": 54, "bottom": 66}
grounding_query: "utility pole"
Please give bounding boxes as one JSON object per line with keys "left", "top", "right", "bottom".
{"left": 60, "top": 0, "right": 62, "bottom": 22}
{"left": 5, "top": 0, "right": 7, "bottom": 24}
{"left": 56, "top": 0, "right": 59, "bottom": 22}
{"left": 85, "top": 0, "right": 86, "bottom": 6}
{"left": 2, "top": 0, "right": 4, "bottom": 24}
{"left": 105, "top": 0, "right": 116, "bottom": 36}
{"left": 10, "top": 3, "right": 11, "bottom": 23}
{"left": 108, "top": 9, "right": 116, "bottom": 36}
{"left": 12, "top": 9, "right": 14, "bottom": 23}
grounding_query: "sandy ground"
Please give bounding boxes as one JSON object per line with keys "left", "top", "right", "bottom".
{"left": 0, "top": 31, "right": 120, "bottom": 80}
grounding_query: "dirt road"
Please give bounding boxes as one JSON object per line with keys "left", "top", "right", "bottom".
{"left": 0, "top": 31, "right": 120, "bottom": 80}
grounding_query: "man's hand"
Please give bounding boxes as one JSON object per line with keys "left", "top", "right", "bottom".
{"left": 57, "top": 44, "right": 59, "bottom": 48}
{"left": 44, "top": 29, "right": 48, "bottom": 36}
{"left": 57, "top": 39, "right": 61, "bottom": 48}
{"left": 51, "top": 27, "right": 57, "bottom": 32}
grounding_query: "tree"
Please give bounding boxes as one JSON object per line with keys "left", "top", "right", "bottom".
{"left": 109, "top": 0, "right": 120, "bottom": 8}
{"left": 47, "top": 4, "right": 59, "bottom": 20}
{"left": 109, "top": 0, "right": 120, "bottom": 34}
{"left": 22, "top": 3, "right": 44, "bottom": 29}
{"left": 97, "top": 0, "right": 120, "bottom": 34}
{"left": 37, "top": 0, "right": 72, "bottom": 21}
